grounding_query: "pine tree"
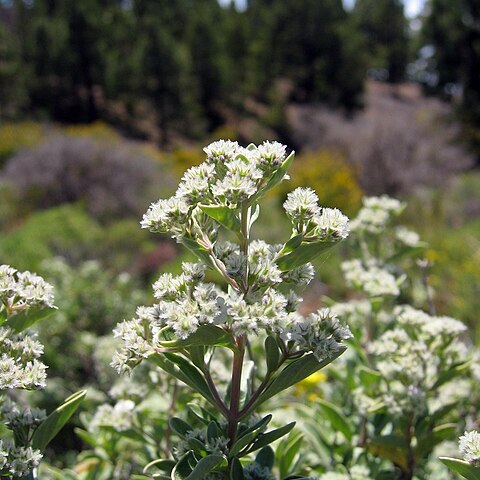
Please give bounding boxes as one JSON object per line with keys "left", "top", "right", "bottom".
{"left": 353, "top": 0, "right": 409, "bottom": 83}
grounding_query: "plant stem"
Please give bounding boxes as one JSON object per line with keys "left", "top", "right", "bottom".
{"left": 238, "top": 353, "right": 287, "bottom": 419}
{"left": 402, "top": 410, "right": 415, "bottom": 480}
{"left": 227, "top": 336, "right": 245, "bottom": 447}
{"left": 204, "top": 364, "right": 229, "bottom": 417}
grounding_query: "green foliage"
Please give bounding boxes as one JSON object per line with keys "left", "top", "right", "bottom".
{"left": 352, "top": 0, "right": 409, "bottom": 82}
{"left": 420, "top": 0, "right": 480, "bottom": 158}
{"left": 0, "top": 204, "right": 102, "bottom": 271}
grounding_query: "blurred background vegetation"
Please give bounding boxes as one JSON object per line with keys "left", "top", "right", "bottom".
{"left": 0, "top": 0, "right": 479, "bottom": 470}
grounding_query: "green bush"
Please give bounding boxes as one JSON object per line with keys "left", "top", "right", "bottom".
{"left": 0, "top": 204, "right": 102, "bottom": 271}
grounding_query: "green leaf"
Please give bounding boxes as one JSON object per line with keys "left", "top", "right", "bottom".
{"left": 32, "top": 390, "right": 86, "bottom": 451}
{"left": 180, "top": 237, "right": 214, "bottom": 267}
{"left": 189, "top": 346, "right": 206, "bottom": 370}
{"left": 0, "top": 307, "right": 7, "bottom": 324}
{"left": 229, "top": 429, "right": 262, "bottom": 457}
{"left": 161, "top": 325, "right": 235, "bottom": 350}
{"left": 367, "top": 435, "right": 409, "bottom": 471}
{"left": 248, "top": 204, "right": 260, "bottom": 229}
{"left": 199, "top": 205, "right": 241, "bottom": 232}
{"left": 252, "top": 349, "right": 346, "bottom": 411}
{"left": 6, "top": 306, "right": 55, "bottom": 333}
{"left": 415, "top": 424, "right": 457, "bottom": 459}
{"left": 172, "top": 452, "right": 195, "bottom": 480}
{"left": 186, "top": 403, "right": 216, "bottom": 426}
{"left": 169, "top": 417, "right": 193, "bottom": 438}
{"left": 144, "top": 459, "right": 176, "bottom": 474}
{"left": 74, "top": 428, "right": 97, "bottom": 448}
{"left": 246, "top": 423, "right": 296, "bottom": 454}
{"left": 276, "top": 240, "right": 338, "bottom": 271}
{"left": 230, "top": 458, "right": 245, "bottom": 480}
{"left": 317, "top": 399, "right": 353, "bottom": 443}
{"left": 185, "top": 454, "right": 226, "bottom": 480}
{"left": 432, "top": 360, "right": 471, "bottom": 390}
{"left": 278, "top": 432, "right": 303, "bottom": 478}
{"left": 255, "top": 446, "right": 275, "bottom": 470}
{"left": 440, "top": 457, "right": 480, "bottom": 480}
{"left": 279, "top": 234, "right": 303, "bottom": 256}
{"left": 237, "top": 414, "right": 272, "bottom": 440}
{"left": 358, "top": 366, "right": 382, "bottom": 388}
{"left": 151, "top": 353, "right": 215, "bottom": 406}
{"left": 207, "top": 421, "right": 221, "bottom": 443}
{"left": 265, "top": 336, "right": 280, "bottom": 373}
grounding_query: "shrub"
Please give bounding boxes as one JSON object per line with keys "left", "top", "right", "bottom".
{"left": 2, "top": 135, "right": 159, "bottom": 221}
{"left": 0, "top": 204, "right": 102, "bottom": 271}
{"left": 0, "top": 122, "right": 44, "bottom": 165}
{"left": 289, "top": 83, "right": 474, "bottom": 195}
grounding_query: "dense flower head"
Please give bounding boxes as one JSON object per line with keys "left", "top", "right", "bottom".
{"left": 89, "top": 399, "right": 137, "bottom": 433}
{"left": 394, "top": 226, "right": 421, "bottom": 247}
{"left": 0, "top": 328, "right": 47, "bottom": 390}
{"left": 113, "top": 264, "right": 351, "bottom": 372}
{"left": 283, "top": 187, "right": 349, "bottom": 241}
{"left": 341, "top": 259, "right": 400, "bottom": 297}
{"left": 142, "top": 140, "right": 294, "bottom": 240}
{"left": 459, "top": 430, "right": 480, "bottom": 465}
{"left": 283, "top": 187, "right": 321, "bottom": 226}
{"left": 0, "top": 265, "right": 54, "bottom": 314}
{"left": 281, "top": 308, "right": 352, "bottom": 362}
{"left": 364, "top": 306, "right": 468, "bottom": 415}
{"left": 350, "top": 195, "right": 405, "bottom": 234}
{"left": 0, "top": 440, "right": 42, "bottom": 477}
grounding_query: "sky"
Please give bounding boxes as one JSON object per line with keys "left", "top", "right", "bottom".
{"left": 219, "top": 0, "right": 426, "bottom": 18}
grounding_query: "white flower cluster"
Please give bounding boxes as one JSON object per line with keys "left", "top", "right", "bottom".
{"left": 341, "top": 259, "right": 400, "bottom": 297}
{"left": 394, "top": 226, "right": 421, "bottom": 247}
{"left": 141, "top": 140, "right": 290, "bottom": 239}
{"left": 281, "top": 308, "right": 352, "bottom": 362}
{"left": 113, "top": 258, "right": 350, "bottom": 371}
{"left": 0, "top": 265, "right": 54, "bottom": 313}
{"left": 365, "top": 306, "right": 468, "bottom": 414}
{"left": 0, "top": 439, "right": 42, "bottom": 478}
{"left": 350, "top": 195, "right": 405, "bottom": 234}
{"left": 89, "top": 399, "right": 136, "bottom": 433}
{"left": 459, "top": 430, "right": 480, "bottom": 466}
{"left": 284, "top": 187, "right": 349, "bottom": 241}
{"left": 0, "top": 327, "right": 47, "bottom": 390}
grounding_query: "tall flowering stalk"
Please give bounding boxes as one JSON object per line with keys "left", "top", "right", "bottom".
{"left": 0, "top": 266, "right": 85, "bottom": 480}
{"left": 113, "top": 140, "right": 351, "bottom": 478}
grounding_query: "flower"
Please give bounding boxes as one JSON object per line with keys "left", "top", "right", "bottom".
{"left": 459, "top": 430, "right": 480, "bottom": 465}
{"left": 283, "top": 187, "right": 320, "bottom": 227}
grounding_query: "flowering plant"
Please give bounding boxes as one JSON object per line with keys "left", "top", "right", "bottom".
{"left": 0, "top": 265, "right": 86, "bottom": 480}
{"left": 290, "top": 196, "right": 476, "bottom": 480}
{"left": 113, "top": 140, "right": 352, "bottom": 478}
{"left": 440, "top": 431, "right": 480, "bottom": 479}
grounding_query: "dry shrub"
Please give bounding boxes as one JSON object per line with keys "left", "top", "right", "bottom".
{"left": 2, "top": 134, "right": 163, "bottom": 220}
{"left": 289, "top": 82, "right": 474, "bottom": 195}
